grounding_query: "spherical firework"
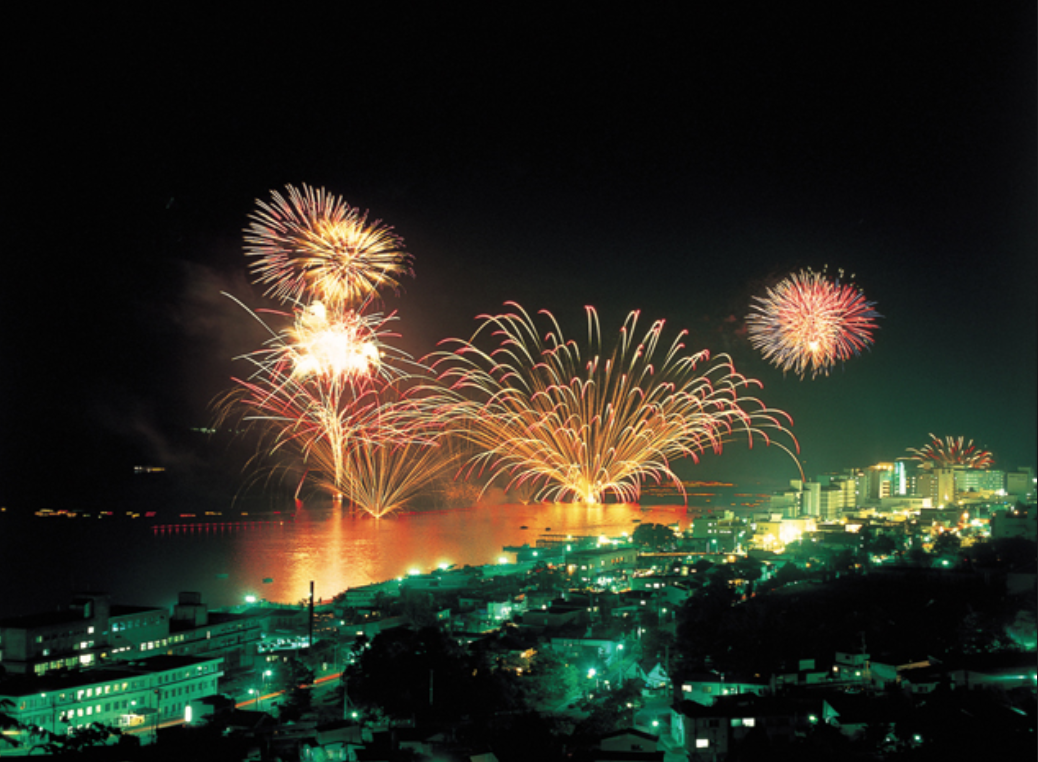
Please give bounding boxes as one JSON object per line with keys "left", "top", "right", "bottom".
{"left": 907, "top": 434, "right": 994, "bottom": 470}
{"left": 747, "top": 268, "right": 880, "bottom": 378}
{"left": 244, "top": 183, "right": 413, "bottom": 307}
{"left": 426, "top": 304, "right": 799, "bottom": 504}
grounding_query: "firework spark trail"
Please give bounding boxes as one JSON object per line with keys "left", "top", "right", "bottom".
{"left": 217, "top": 294, "right": 417, "bottom": 492}
{"left": 426, "top": 303, "right": 799, "bottom": 504}
{"left": 907, "top": 434, "right": 994, "bottom": 470}
{"left": 747, "top": 268, "right": 880, "bottom": 378}
{"left": 327, "top": 400, "right": 459, "bottom": 518}
{"left": 244, "top": 183, "right": 413, "bottom": 308}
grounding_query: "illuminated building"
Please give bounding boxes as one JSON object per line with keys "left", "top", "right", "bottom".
{"left": 866, "top": 463, "right": 895, "bottom": 501}
{"left": 690, "top": 517, "right": 744, "bottom": 552}
{"left": 892, "top": 460, "right": 910, "bottom": 496}
{"left": 818, "top": 486, "right": 844, "bottom": 521}
{"left": 0, "top": 594, "right": 170, "bottom": 677}
{"left": 1005, "top": 468, "right": 1036, "bottom": 501}
{"left": 751, "top": 518, "right": 815, "bottom": 550}
{"left": 0, "top": 654, "right": 223, "bottom": 745}
{"left": 768, "top": 487, "right": 802, "bottom": 519}
{"left": 565, "top": 546, "right": 638, "bottom": 587}
{"left": 954, "top": 468, "right": 1005, "bottom": 495}
{"left": 166, "top": 592, "right": 262, "bottom": 671}
{"left": 0, "top": 592, "right": 261, "bottom": 678}
{"left": 990, "top": 510, "right": 1037, "bottom": 542}
{"left": 800, "top": 481, "right": 822, "bottom": 517}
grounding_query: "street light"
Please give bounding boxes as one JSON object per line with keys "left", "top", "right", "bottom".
{"left": 262, "top": 670, "right": 272, "bottom": 710}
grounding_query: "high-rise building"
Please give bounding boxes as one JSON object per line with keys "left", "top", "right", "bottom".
{"left": 866, "top": 463, "right": 895, "bottom": 501}
{"left": 955, "top": 468, "right": 1005, "bottom": 496}
{"left": 892, "top": 460, "right": 911, "bottom": 496}
{"left": 802, "top": 481, "right": 822, "bottom": 517}
{"left": 1006, "top": 468, "right": 1036, "bottom": 502}
{"left": 768, "top": 483, "right": 802, "bottom": 518}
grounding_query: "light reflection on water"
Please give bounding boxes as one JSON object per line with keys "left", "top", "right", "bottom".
{"left": 2, "top": 485, "right": 768, "bottom": 616}
{"left": 215, "top": 500, "right": 691, "bottom": 607}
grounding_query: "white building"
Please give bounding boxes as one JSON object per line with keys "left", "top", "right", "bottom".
{"left": 0, "top": 654, "right": 223, "bottom": 748}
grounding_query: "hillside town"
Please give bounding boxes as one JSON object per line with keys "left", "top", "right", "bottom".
{"left": 1, "top": 465, "right": 1035, "bottom": 760}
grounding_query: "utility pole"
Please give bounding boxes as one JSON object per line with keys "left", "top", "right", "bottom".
{"left": 309, "top": 580, "right": 315, "bottom": 648}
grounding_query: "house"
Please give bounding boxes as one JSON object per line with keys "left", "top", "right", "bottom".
{"left": 672, "top": 694, "right": 837, "bottom": 760}
{"left": 869, "top": 653, "right": 931, "bottom": 690}
{"left": 549, "top": 631, "right": 628, "bottom": 668}
{"left": 593, "top": 727, "right": 664, "bottom": 761}
{"left": 770, "top": 657, "right": 833, "bottom": 690}
{"left": 678, "top": 672, "right": 769, "bottom": 706}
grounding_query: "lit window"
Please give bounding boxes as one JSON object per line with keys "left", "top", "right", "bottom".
{"left": 696, "top": 739, "right": 709, "bottom": 748}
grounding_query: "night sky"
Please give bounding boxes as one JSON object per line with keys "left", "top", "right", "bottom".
{"left": 3, "top": 7, "right": 1035, "bottom": 509}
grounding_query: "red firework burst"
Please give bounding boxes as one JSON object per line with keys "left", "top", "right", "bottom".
{"left": 907, "top": 435, "right": 994, "bottom": 470}
{"left": 747, "top": 268, "right": 880, "bottom": 378}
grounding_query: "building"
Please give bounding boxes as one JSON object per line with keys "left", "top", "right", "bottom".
{"left": 565, "top": 546, "right": 638, "bottom": 587}
{"left": 990, "top": 509, "right": 1037, "bottom": 542}
{"left": 768, "top": 487, "right": 801, "bottom": 518}
{"left": 0, "top": 592, "right": 261, "bottom": 679}
{"left": 679, "top": 673, "right": 770, "bottom": 706}
{"left": 1005, "top": 468, "right": 1036, "bottom": 501}
{"left": 689, "top": 516, "right": 744, "bottom": 552}
{"left": 0, "top": 654, "right": 223, "bottom": 748}
{"left": 166, "top": 593, "right": 262, "bottom": 671}
{"left": 672, "top": 695, "right": 837, "bottom": 760}
{"left": 0, "top": 594, "right": 170, "bottom": 677}
{"left": 865, "top": 464, "right": 895, "bottom": 502}
{"left": 955, "top": 468, "right": 1005, "bottom": 496}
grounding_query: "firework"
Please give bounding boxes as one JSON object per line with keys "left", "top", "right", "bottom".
{"left": 244, "top": 183, "right": 413, "bottom": 307}
{"left": 747, "top": 268, "right": 880, "bottom": 378}
{"left": 907, "top": 435, "right": 994, "bottom": 470}
{"left": 426, "top": 304, "right": 799, "bottom": 504}
{"left": 288, "top": 301, "right": 384, "bottom": 379}
{"left": 218, "top": 296, "right": 411, "bottom": 490}
{"left": 330, "top": 406, "right": 457, "bottom": 518}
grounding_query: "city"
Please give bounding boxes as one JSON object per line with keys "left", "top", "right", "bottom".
{"left": 4, "top": 5, "right": 1035, "bottom": 762}
{"left": 2, "top": 458, "right": 1034, "bottom": 760}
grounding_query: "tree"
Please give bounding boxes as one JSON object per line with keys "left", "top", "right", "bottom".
{"left": 400, "top": 590, "right": 438, "bottom": 628}
{"left": 931, "top": 532, "right": 961, "bottom": 556}
{"left": 528, "top": 562, "right": 566, "bottom": 593}
{"left": 867, "top": 533, "right": 897, "bottom": 557}
{"left": 774, "top": 561, "right": 805, "bottom": 586}
{"left": 523, "top": 648, "right": 578, "bottom": 707}
{"left": 631, "top": 523, "right": 676, "bottom": 550}
{"left": 30, "top": 722, "right": 126, "bottom": 755}
{"left": 346, "top": 626, "right": 515, "bottom": 722}
{"left": 0, "top": 699, "right": 24, "bottom": 751}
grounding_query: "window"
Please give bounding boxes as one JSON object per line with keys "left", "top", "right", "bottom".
{"left": 696, "top": 739, "right": 710, "bottom": 748}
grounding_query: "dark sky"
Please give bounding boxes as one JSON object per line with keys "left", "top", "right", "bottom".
{"left": 3, "top": 6, "right": 1035, "bottom": 507}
